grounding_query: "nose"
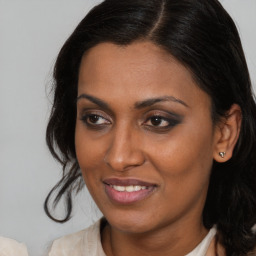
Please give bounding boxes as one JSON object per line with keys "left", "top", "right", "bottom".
{"left": 104, "top": 124, "right": 145, "bottom": 172}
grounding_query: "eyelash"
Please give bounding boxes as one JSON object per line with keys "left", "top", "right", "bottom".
{"left": 79, "top": 112, "right": 181, "bottom": 131}
{"left": 143, "top": 115, "right": 180, "bottom": 130}
{"left": 80, "top": 113, "right": 111, "bottom": 128}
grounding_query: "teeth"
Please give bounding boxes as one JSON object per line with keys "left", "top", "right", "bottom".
{"left": 111, "top": 185, "right": 147, "bottom": 192}
{"left": 114, "top": 185, "right": 125, "bottom": 192}
{"left": 134, "top": 186, "right": 141, "bottom": 191}
{"left": 125, "top": 185, "right": 134, "bottom": 192}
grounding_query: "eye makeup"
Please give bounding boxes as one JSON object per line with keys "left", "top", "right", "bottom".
{"left": 142, "top": 110, "right": 183, "bottom": 133}
{"left": 79, "top": 109, "right": 112, "bottom": 130}
{"left": 78, "top": 106, "right": 183, "bottom": 134}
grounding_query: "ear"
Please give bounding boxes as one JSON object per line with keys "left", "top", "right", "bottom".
{"left": 213, "top": 104, "right": 242, "bottom": 163}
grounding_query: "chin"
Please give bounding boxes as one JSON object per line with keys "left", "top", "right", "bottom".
{"left": 103, "top": 209, "right": 160, "bottom": 234}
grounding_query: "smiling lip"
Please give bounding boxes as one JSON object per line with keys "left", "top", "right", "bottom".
{"left": 103, "top": 178, "right": 157, "bottom": 204}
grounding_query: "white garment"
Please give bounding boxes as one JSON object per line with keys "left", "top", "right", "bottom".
{"left": 49, "top": 220, "right": 105, "bottom": 256}
{"left": 0, "top": 237, "right": 28, "bottom": 256}
{"left": 49, "top": 219, "right": 216, "bottom": 256}
{"left": 186, "top": 227, "right": 216, "bottom": 256}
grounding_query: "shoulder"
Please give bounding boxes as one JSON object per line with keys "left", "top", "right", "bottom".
{"left": 48, "top": 229, "right": 86, "bottom": 256}
{"left": 0, "top": 237, "right": 28, "bottom": 256}
{"left": 48, "top": 219, "right": 106, "bottom": 256}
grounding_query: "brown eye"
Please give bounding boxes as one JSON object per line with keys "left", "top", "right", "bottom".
{"left": 142, "top": 112, "right": 182, "bottom": 131}
{"left": 146, "top": 116, "right": 170, "bottom": 127}
{"left": 81, "top": 113, "right": 111, "bottom": 126}
{"left": 88, "top": 115, "right": 101, "bottom": 123}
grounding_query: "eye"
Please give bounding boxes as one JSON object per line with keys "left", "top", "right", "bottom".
{"left": 80, "top": 113, "right": 111, "bottom": 126}
{"left": 144, "top": 116, "right": 171, "bottom": 127}
{"left": 142, "top": 112, "right": 182, "bottom": 131}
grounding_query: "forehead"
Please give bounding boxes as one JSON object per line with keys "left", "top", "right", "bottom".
{"left": 78, "top": 41, "right": 211, "bottom": 110}
{"left": 79, "top": 41, "right": 189, "bottom": 85}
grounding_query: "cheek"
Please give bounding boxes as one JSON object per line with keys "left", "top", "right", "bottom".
{"left": 148, "top": 121, "right": 214, "bottom": 188}
{"left": 149, "top": 131, "right": 214, "bottom": 218}
{"left": 75, "top": 124, "right": 104, "bottom": 181}
{"left": 75, "top": 129, "right": 106, "bottom": 204}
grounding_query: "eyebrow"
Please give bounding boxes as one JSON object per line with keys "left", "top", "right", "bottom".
{"left": 77, "top": 94, "right": 189, "bottom": 109}
{"left": 77, "top": 94, "right": 110, "bottom": 109}
{"left": 134, "top": 96, "right": 189, "bottom": 109}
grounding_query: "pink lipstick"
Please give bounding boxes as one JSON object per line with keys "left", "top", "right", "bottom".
{"left": 103, "top": 178, "right": 156, "bottom": 204}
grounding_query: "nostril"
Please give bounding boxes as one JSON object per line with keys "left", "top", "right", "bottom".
{"left": 103, "top": 131, "right": 145, "bottom": 171}
{"left": 104, "top": 151, "right": 145, "bottom": 172}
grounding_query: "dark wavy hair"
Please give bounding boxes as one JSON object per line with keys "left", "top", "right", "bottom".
{"left": 44, "top": 0, "right": 256, "bottom": 255}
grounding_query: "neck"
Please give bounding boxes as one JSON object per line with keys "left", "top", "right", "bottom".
{"left": 102, "top": 217, "right": 208, "bottom": 256}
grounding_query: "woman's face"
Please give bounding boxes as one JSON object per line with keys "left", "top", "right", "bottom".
{"left": 75, "top": 41, "right": 219, "bottom": 234}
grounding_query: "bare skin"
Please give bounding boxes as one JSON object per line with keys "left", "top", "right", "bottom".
{"left": 75, "top": 41, "right": 241, "bottom": 256}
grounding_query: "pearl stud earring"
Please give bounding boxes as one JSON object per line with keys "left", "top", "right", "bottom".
{"left": 219, "top": 152, "right": 226, "bottom": 158}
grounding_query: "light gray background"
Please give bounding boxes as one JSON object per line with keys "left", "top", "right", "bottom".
{"left": 0, "top": 1, "right": 255, "bottom": 255}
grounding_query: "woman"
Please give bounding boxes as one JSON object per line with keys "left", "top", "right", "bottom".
{"left": 45, "top": 0, "right": 256, "bottom": 255}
